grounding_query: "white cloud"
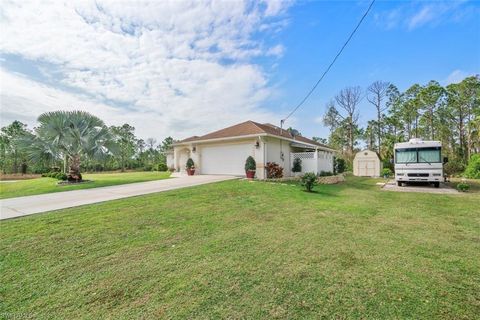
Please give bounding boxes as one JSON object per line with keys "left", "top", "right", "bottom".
{"left": 442, "top": 69, "right": 473, "bottom": 85}
{"left": 407, "top": 6, "right": 435, "bottom": 30}
{"left": 266, "top": 44, "right": 285, "bottom": 57}
{"left": 0, "top": 68, "right": 279, "bottom": 140}
{"left": 0, "top": 0, "right": 292, "bottom": 139}
{"left": 375, "top": 1, "right": 475, "bottom": 31}
{"left": 314, "top": 116, "right": 324, "bottom": 124}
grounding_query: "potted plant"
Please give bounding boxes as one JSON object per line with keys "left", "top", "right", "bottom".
{"left": 245, "top": 156, "right": 256, "bottom": 179}
{"left": 186, "top": 158, "right": 195, "bottom": 176}
{"left": 292, "top": 157, "right": 302, "bottom": 177}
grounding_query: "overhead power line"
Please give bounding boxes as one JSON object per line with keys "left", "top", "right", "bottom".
{"left": 281, "top": 0, "right": 376, "bottom": 125}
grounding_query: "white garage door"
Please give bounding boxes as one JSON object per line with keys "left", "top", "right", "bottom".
{"left": 358, "top": 160, "right": 375, "bottom": 176}
{"left": 201, "top": 144, "right": 253, "bottom": 175}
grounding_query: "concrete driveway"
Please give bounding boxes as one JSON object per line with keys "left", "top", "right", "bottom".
{"left": 0, "top": 175, "right": 237, "bottom": 220}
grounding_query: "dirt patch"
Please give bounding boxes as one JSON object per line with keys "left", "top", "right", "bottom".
{"left": 380, "top": 180, "right": 459, "bottom": 194}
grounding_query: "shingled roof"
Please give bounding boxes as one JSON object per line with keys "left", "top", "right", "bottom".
{"left": 176, "top": 120, "right": 332, "bottom": 149}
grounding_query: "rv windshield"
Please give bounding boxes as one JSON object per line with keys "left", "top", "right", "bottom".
{"left": 395, "top": 147, "right": 441, "bottom": 164}
{"left": 418, "top": 147, "right": 441, "bottom": 163}
{"left": 395, "top": 148, "right": 417, "bottom": 163}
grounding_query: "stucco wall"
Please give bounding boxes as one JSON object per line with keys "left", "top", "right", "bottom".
{"left": 265, "top": 137, "right": 291, "bottom": 177}
{"left": 166, "top": 153, "right": 174, "bottom": 169}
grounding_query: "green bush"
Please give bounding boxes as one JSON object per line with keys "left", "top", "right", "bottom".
{"left": 245, "top": 156, "right": 256, "bottom": 171}
{"left": 382, "top": 159, "right": 394, "bottom": 171}
{"left": 157, "top": 163, "right": 168, "bottom": 171}
{"left": 186, "top": 158, "right": 195, "bottom": 169}
{"left": 292, "top": 158, "right": 302, "bottom": 173}
{"left": 381, "top": 168, "right": 393, "bottom": 178}
{"left": 56, "top": 173, "right": 68, "bottom": 181}
{"left": 143, "top": 164, "right": 154, "bottom": 171}
{"left": 464, "top": 154, "right": 480, "bottom": 179}
{"left": 334, "top": 158, "right": 346, "bottom": 174}
{"left": 444, "top": 160, "right": 465, "bottom": 176}
{"left": 301, "top": 172, "right": 317, "bottom": 192}
{"left": 318, "top": 171, "right": 333, "bottom": 177}
{"left": 43, "top": 172, "right": 67, "bottom": 180}
{"left": 456, "top": 182, "right": 470, "bottom": 192}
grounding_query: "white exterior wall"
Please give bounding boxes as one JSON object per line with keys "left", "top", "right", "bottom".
{"left": 173, "top": 137, "right": 264, "bottom": 178}
{"left": 166, "top": 153, "right": 174, "bottom": 169}
{"left": 265, "top": 137, "right": 291, "bottom": 177}
{"left": 317, "top": 150, "right": 334, "bottom": 173}
{"left": 173, "top": 136, "right": 335, "bottom": 178}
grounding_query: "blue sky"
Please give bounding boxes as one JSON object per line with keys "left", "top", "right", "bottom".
{"left": 1, "top": 0, "right": 479, "bottom": 142}
{"left": 264, "top": 0, "right": 480, "bottom": 138}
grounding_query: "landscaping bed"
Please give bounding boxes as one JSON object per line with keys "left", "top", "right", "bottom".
{"left": 264, "top": 173, "right": 345, "bottom": 185}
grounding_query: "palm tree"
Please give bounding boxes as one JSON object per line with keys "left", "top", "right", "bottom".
{"left": 32, "top": 111, "right": 113, "bottom": 181}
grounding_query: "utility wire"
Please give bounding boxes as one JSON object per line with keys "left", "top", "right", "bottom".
{"left": 281, "top": 0, "right": 376, "bottom": 125}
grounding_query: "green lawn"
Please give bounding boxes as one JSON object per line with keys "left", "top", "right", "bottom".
{"left": 0, "top": 171, "right": 171, "bottom": 199}
{"left": 1, "top": 177, "right": 479, "bottom": 319}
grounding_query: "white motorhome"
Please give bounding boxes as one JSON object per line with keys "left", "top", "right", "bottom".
{"left": 394, "top": 138, "right": 447, "bottom": 188}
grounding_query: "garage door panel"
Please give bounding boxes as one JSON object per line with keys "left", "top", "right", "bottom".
{"left": 201, "top": 144, "right": 253, "bottom": 175}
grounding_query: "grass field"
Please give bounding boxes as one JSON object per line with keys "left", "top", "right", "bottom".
{"left": 0, "top": 171, "right": 171, "bottom": 199}
{"left": 1, "top": 177, "right": 479, "bottom": 319}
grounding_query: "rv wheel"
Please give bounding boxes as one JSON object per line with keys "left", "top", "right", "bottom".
{"left": 434, "top": 182, "right": 440, "bottom": 188}
{"left": 397, "top": 181, "right": 402, "bottom": 187}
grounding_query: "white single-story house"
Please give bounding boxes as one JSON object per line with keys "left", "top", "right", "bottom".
{"left": 353, "top": 150, "right": 382, "bottom": 177}
{"left": 172, "top": 120, "right": 336, "bottom": 179}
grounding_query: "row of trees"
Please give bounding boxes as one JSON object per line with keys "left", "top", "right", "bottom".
{"left": 323, "top": 75, "right": 480, "bottom": 173}
{"left": 0, "top": 111, "right": 174, "bottom": 178}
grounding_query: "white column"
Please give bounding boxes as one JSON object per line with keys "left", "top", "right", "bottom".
{"left": 173, "top": 148, "right": 179, "bottom": 171}
{"left": 330, "top": 152, "right": 334, "bottom": 172}
{"left": 314, "top": 148, "right": 319, "bottom": 175}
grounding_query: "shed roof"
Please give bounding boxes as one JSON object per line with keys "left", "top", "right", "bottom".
{"left": 354, "top": 150, "right": 381, "bottom": 159}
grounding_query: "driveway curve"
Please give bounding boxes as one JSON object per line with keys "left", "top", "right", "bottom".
{"left": 0, "top": 175, "right": 237, "bottom": 220}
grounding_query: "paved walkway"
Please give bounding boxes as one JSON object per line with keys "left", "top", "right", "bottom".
{"left": 0, "top": 175, "right": 237, "bottom": 220}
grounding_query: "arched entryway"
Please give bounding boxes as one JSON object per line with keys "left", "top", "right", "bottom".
{"left": 175, "top": 147, "right": 191, "bottom": 172}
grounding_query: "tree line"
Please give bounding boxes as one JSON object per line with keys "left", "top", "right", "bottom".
{"left": 322, "top": 75, "right": 480, "bottom": 174}
{"left": 0, "top": 111, "right": 174, "bottom": 177}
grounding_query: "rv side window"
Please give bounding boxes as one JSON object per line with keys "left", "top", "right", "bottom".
{"left": 418, "top": 147, "right": 441, "bottom": 163}
{"left": 395, "top": 148, "right": 417, "bottom": 163}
